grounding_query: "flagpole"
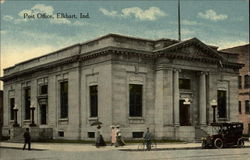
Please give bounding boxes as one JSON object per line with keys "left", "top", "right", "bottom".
{"left": 178, "top": 0, "right": 181, "bottom": 41}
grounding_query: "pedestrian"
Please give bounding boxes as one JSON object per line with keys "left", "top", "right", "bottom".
{"left": 95, "top": 125, "right": 106, "bottom": 147}
{"left": 23, "top": 128, "right": 31, "bottom": 150}
{"left": 111, "top": 126, "right": 117, "bottom": 146}
{"left": 115, "top": 126, "right": 125, "bottom": 147}
{"left": 144, "top": 127, "right": 152, "bottom": 151}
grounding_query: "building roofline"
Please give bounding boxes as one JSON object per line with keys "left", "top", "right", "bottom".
{"left": 4, "top": 33, "right": 179, "bottom": 71}
{"left": 220, "top": 43, "right": 249, "bottom": 51}
{"left": 218, "top": 50, "right": 239, "bottom": 56}
{"left": 1, "top": 46, "right": 244, "bottom": 82}
{"left": 4, "top": 43, "right": 81, "bottom": 71}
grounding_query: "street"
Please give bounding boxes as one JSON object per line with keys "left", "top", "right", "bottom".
{"left": 1, "top": 145, "right": 250, "bottom": 160}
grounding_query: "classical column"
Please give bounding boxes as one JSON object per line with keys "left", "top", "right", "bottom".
{"left": 173, "top": 69, "right": 180, "bottom": 126}
{"left": 199, "top": 72, "right": 206, "bottom": 125}
{"left": 154, "top": 70, "right": 164, "bottom": 125}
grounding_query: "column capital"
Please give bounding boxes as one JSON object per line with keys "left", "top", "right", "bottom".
{"left": 173, "top": 68, "right": 181, "bottom": 73}
{"left": 199, "top": 71, "right": 208, "bottom": 75}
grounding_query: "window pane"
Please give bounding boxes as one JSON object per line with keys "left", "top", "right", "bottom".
{"left": 239, "top": 101, "right": 241, "bottom": 114}
{"left": 238, "top": 76, "right": 242, "bottom": 88}
{"left": 217, "top": 90, "right": 227, "bottom": 118}
{"left": 245, "top": 100, "right": 250, "bottom": 114}
{"left": 40, "top": 104, "right": 47, "bottom": 124}
{"left": 60, "top": 81, "right": 68, "bottom": 118}
{"left": 179, "top": 79, "right": 191, "bottom": 89}
{"left": 40, "top": 85, "right": 48, "bottom": 95}
{"left": 129, "top": 84, "right": 142, "bottom": 117}
{"left": 245, "top": 75, "right": 250, "bottom": 88}
{"left": 90, "top": 85, "right": 98, "bottom": 117}
{"left": 24, "top": 88, "right": 31, "bottom": 120}
{"left": 10, "top": 98, "right": 15, "bottom": 120}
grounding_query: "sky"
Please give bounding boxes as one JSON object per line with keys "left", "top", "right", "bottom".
{"left": 0, "top": 0, "right": 249, "bottom": 78}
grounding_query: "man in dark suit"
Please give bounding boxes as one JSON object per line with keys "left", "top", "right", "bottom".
{"left": 23, "top": 128, "right": 31, "bottom": 150}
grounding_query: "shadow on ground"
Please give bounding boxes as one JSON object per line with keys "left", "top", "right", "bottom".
{"left": 0, "top": 146, "right": 47, "bottom": 151}
{"left": 120, "top": 146, "right": 250, "bottom": 152}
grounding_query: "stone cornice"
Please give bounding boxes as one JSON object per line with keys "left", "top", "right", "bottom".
{"left": 0, "top": 47, "right": 243, "bottom": 82}
{"left": 154, "top": 37, "right": 223, "bottom": 60}
{"left": 80, "top": 46, "right": 153, "bottom": 60}
{"left": 1, "top": 55, "right": 79, "bottom": 81}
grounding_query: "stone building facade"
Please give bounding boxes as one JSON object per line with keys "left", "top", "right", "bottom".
{"left": 0, "top": 90, "right": 3, "bottom": 139}
{"left": 1, "top": 34, "right": 243, "bottom": 142}
{"left": 222, "top": 44, "right": 250, "bottom": 135}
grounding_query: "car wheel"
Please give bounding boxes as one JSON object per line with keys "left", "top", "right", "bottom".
{"left": 214, "top": 138, "right": 223, "bottom": 149}
{"left": 237, "top": 139, "right": 244, "bottom": 148}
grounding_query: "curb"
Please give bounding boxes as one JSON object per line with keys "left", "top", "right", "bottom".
{"left": 119, "top": 147, "right": 201, "bottom": 151}
{"left": 0, "top": 146, "right": 46, "bottom": 151}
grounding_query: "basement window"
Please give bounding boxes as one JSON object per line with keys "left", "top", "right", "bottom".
{"left": 132, "top": 132, "right": 144, "bottom": 138}
{"left": 88, "top": 132, "right": 95, "bottom": 138}
{"left": 58, "top": 131, "right": 64, "bottom": 137}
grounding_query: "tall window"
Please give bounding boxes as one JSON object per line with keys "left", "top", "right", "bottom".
{"left": 40, "top": 85, "right": 48, "bottom": 95}
{"left": 217, "top": 90, "right": 227, "bottom": 118}
{"left": 239, "top": 101, "right": 242, "bottom": 114}
{"left": 24, "top": 87, "right": 31, "bottom": 120}
{"left": 179, "top": 79, "right": 191, "bottom": 89}
{"left": 60, "top": 81, "right": 68, "bottom": 118}
{"left": 129, "top": 84, "right": 142, "bottom": 117}
{"left": 244, "top": 75, "right": 250, "bottom": 88}
{"left": 238, "top": 76, "right": 242, "bottom": 89}
{"left": 10, "top": 98, "right": 15, "bottom": 120}
{"left": 90, "top": 85, "right": 98, "bottom": 117}
{"left": 245, "top": 100, "right": 250, "bottom": 114}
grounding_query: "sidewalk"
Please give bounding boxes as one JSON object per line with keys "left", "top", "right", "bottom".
{"left": 1, "top": 141, "right": 250, "bottom": 152}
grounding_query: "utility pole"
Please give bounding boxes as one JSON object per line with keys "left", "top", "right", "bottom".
{"left": 178, "top": 0, "right": 181, "bottom": 41}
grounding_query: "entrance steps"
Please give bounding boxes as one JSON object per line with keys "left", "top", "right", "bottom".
{"left": 195, "top": 126, "right": 209, "bottom": 142}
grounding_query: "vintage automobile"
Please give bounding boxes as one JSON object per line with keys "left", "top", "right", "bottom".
{"left": 201, "top": 122, "right": 249, "bottom": 149}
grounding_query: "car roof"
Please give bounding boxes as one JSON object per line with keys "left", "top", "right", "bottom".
{"left": 211, "top": 122, "right": 243, "bottom": 127}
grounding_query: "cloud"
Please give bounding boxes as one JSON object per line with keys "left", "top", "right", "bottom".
{"left": 0, "top": 0, "right": 5, "bottom": 4}
{"left": 181, "top": 29, "right": 195, "bottom": 36}
{"left": 4, "top": 4, "right": 88, "bottom": 26}
{"left": 18, "top": 4, "right": 70, "bottom": 24}
{"left": 170, "top": 19, "right": 203, "bottom": 26}
{"left": 3, "top": 15, "right": 27, "bottom": 24}
{"left": 121, "top": 7, "right": 166, "bottom": 21}
{"left": 72, "top": 21, "right": 89, "bottom": 26}
{"left": 99, "top": 8, "right": 118, "bottom": 17}
{"left": 2, "top": 45, "right": 57, "bottom": 69}
{"left": 182, "top": 20, "right": 202, "bottom": 26}
{"left": 99, "top": 7, "right": 166, "bottom": 21}
{"left": 3, "top": 15, "right": 14, "bottom": 21}
{"left": 50, "top": 18, "right": 71, "bottom": 24}
{"left": 216, "top": 40, "right": 248, "bottom": 49}
{"left": 0, "top": 30, "right": 7, "bottom": 34}
{"left": 18, "top": 4, "right": 54, "bottom": 17}
{"left": 198, "top": 9, "right": 228, "bottom": 21}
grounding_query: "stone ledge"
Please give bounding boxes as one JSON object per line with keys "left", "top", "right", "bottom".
{"left": 128, "top": 117, "right": 145, "bottom": 124}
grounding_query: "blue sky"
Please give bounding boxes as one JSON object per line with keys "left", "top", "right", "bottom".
{"left": 0, "top": 0, "right": 249, "bottom": 72}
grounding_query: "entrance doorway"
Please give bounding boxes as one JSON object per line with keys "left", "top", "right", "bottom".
{"left": 248, "top": 123, "right": 250, "bottom": 135}
{"left": 179, "top": 100, "right": 191, "bottom": 126}
{"left": 40, "top": 104, "right": 47, "bottom": 125}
